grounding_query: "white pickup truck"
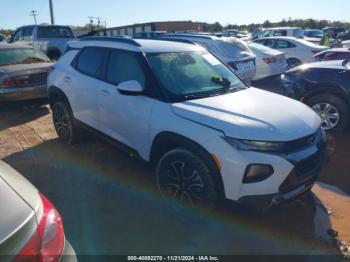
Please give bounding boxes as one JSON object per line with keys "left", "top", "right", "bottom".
{"left": 8, "top": 24, "right": 76, "bottom": 60}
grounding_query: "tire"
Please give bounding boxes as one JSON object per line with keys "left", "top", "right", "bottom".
{"left": 156, "top": 148, "right": 219, "bottom": 212}
{"left": 287, "top": 58, "right": 302, "bottom": 69}
{"left": 47, "top": 48, "right": 61, "bottom": 61}
{"left": 52, "top": 101, "right": 82, "bottom": 144}
{"left": 307, "top": 94, "right": 349, "bottom": 131}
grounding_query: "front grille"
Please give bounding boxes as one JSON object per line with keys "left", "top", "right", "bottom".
{"left": 283, "top": 130, "right": 320, "bottom": 153}
{"left": 29, "top": 72, "right": 47, "bottom": 85}
{"left": 295, "top": 153, "right": 323, "bottom": 177}
{"left": 279, "top": 150, "right": 324, "bottom": 193}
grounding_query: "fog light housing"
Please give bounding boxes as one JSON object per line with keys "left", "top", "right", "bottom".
{"left": 243, "top": 164, "right": 274, "bottom": 184}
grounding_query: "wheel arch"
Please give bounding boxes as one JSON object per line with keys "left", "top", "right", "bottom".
{"left": 150, "top": 132, "right": 225, "bottom": 198}
{"left": 303, "top": 86, "right": 350, "bottom": 107}
{"left": 46, "top": 47, "right": 62, "bottom": 60}
{"left": 48, "top": 86, "right": 73, "bottom": 114}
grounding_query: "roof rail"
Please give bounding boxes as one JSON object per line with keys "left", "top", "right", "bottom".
{"left": 80, "top": 36, "right": 141, "bottom": 47}
{"left": 149, "top": 37, "right": 197, "bottom": 45}
{"left": 163, "top": 33, "right": 214, "bottom": 40}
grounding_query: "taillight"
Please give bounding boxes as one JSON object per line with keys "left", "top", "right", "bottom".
{"left": 263, "top": 58, "right": 275, "bottom": 64}
{"left": 14, "top": 194, "right": 65, "bottom": 262}
{"left": 47, "top": 66, "right": 55, "bottom": 76}
{"left": 2, "top": 75, "right": 31, "bottom": 87}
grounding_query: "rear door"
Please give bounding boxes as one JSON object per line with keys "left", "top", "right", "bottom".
{"left": 273, "top": 40, "right": 296, "bottom": 59}
{"left": 70, "top": 46, "right": 108, "bottom": 129}
{"left": 97, "top": 49, "right": 154, "bottom": 151}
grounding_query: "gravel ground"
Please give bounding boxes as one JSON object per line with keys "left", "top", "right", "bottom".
{"left": 0, "top": 87, "right": 349, "bottom": 258}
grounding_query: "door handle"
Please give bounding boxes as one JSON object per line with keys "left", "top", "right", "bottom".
{"left": 63, "top": 76, "right": 72, "bottom": 83}
{"left": 101, "top": 89, "right": 111, "bottom": 96}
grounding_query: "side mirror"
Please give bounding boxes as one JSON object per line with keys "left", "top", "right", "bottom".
{"left": 117, "top": 80, "right": 144, "bottom": 95}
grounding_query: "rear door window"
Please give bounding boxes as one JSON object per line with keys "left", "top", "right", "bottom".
{"left": 273, "top": 30, "right": 287, "bottom": 36}
{"left": 275, "top": 40, "right": 295, "bottom": 49}
{"left": 37, "top": 26, "right": 74, "bottom": 39}
{"left": 76, "top": 47, "right": 107, "bottom": 78}
{"left": 265, "top": 39, "right": 275, "bottom": 48}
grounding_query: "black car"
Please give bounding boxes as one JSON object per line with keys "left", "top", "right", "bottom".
{"left": 281, "top": 60, "right": 350, "bottom": 131}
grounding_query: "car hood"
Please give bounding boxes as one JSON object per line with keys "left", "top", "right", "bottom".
{"left": 172, "top": 88, "right": 320, "bottom": 141}
{"left": 288, "top": 60, "right": 348, "bottom": 72}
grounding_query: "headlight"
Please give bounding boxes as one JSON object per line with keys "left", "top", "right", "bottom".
{"left": 224, "top": 137, "right": 286, "bottom": 152}
{"left": 281, "top": 73, "right": 296, "bottom": 84}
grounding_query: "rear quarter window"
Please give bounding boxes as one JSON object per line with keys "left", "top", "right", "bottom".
{"left": 76, "top": 47, "right": 107, "bottom": 78}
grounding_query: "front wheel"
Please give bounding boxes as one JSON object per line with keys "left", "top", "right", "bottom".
{"left": 52, "top": 101, "right": 82, "bottom": 144}
{"left": 308, "top": 94, "right": 349, "bottom": 131}
{"left": 156, "top": 148, "right": 219, "bottom": 212}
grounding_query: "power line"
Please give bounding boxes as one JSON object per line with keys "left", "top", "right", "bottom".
{"left": 30, "top": 10, "right": 39, "bottom": 25}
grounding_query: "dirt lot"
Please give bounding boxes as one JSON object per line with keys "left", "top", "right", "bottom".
{"left": 0, "top": 95, "right": 349, "bottom": 259}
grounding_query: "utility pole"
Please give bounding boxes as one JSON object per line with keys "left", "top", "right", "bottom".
{"left": 49, "top": 0, "right": 55, "bottom": 24}
{"left": 96, "top": 17, "right": 101, "bottom": 29}
{"left": 30, "top": 10, "right": 39, "bottom": 25}
{"left": 88, "top": 16, "right": 94, "bottom": 32}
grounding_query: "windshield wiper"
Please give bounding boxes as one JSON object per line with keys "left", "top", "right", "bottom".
{"left": 211, "top": 76, "right": 231, "bottom": 90}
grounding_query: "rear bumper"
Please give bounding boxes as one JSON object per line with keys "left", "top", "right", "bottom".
{"left": 60, "top": 240, "right": 77, "bottom": 262}
{"left": 0, "top": 85, "right": 47, "bottom": 101}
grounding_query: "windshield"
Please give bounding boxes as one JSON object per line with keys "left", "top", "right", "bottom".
{"left": 147, "top": 51, "right": 245, "bottom": 101}
{"left": 0, "top": 48, "right": 51, "bottom": 66}
{"left": 38, "top": 26, "right": 74, "bottom": 39}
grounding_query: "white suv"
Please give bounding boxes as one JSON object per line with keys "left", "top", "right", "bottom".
{"left": 48, "top": 37, "right": 327, "bottom": 210}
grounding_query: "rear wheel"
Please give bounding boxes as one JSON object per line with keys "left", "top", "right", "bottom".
{"left": 156, "top": 148, "right": 219, "bottom": 212}
{"left": 52, "top": 101, "right": 82, "bottom": 144}
{"left": 287, "top": 58, "right": 302, "bottom": 69}
{"left": 307, "top": 94, "right": 349, "bottom": 131}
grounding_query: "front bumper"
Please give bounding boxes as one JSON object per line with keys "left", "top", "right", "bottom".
{"left": 0, "top": 85, "right": 47, "bottom": 101}
{"left": 238, "top": 144, "right": 326, "bottom": 208}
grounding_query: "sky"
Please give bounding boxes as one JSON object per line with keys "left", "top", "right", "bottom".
{"left": 1, "top": 0, "right": 350, "bottom": 29}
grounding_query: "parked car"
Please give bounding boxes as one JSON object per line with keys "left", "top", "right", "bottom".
{"left": 247, "top": 42, "right": 288, "bottom": 81}
{"left": 253, "top": 27, "right": 304, "bottom": 40}
{"left": 0, "top": 34, "right": 7, "bottom": 42}
{"left": 48, "top": 37, "right": 327, "bottom": 211}
{"left": 0, "top": 44, "right": 53, "bottom": 101}
{"left": 8, "top": 24, "right": 76, "bottom": 60}
{"left": 222, "top": 29, "right": 249, "bottom": 39}
{"left": 162, "top": 34, "right": 256, "bottom": 85}
{"left": 303, "top": 29, "right": 324, "bottom": 44}
{"left": 342, "top": 40, "right": 350, "bottom": 48}
{"left": 0, "top": 160, "right": 75, "bottom": 261}
{"left": 314, "top": 48, "right": 350, "bottom": 62}
{"left": 323, "top": 27, "right": 346, "bottom": 38}
{"left": 134, "top": 31, "right": 166, "bottom": 39}
{"left": 281, "top": 60, "right": 350, "bottom": 131}
{"left": 254, "top": 37, "right": 327, "bottom": 68}
{"left": 337, "top": 31, "right": 350, "bottom": 41}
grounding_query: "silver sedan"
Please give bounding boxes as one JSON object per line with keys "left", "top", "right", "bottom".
{"left": 0, "top": 44, "right": 53, "bottom": 101}
{"left": 0, "top": 160, "right": 76, "bottom": 261}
